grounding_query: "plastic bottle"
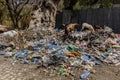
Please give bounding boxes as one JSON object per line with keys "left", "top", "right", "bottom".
{"left": 59, "top": 68, "right": 67, "bottom": 75}
{"left": 80, "top": 70, "right": 90, "bottom": 80}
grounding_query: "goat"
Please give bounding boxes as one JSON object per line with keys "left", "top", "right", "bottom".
{"left": 64, "top": 23, "right": 80, "bottom": 35}
{"left": 81, "top": 23, "right": 95, "bottom": 32}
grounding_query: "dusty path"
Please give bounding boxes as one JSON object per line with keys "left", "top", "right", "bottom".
{"left": 0, "top": 56, "right": 119, "bottom": 80}
{"left": 0, "top": 56, "right": 41, "bottom": 80}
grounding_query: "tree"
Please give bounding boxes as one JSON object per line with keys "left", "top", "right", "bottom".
{"left": 62, "top": 0, "right": 113, "bottom": 10}
{"left": 63, "top": 0, "right": 78, "bottom": 10}
{"left": 99, "top": 0, "right": 113, "bottom": 8}
{"left": 0, "top": 0, "right": 6, "bottom": 24}
{"left": 29, "top": 0, "right": 61, "bottom": 29}
{"left": 0, "top": 0, "right": 32, "bottom": 29}
{"left": 79, "top": 0, "right": 99, "bottom": 8}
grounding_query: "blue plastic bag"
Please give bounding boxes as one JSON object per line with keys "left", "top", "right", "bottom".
{"left": 14, "top": 50, "right": 28, "bottom": 58}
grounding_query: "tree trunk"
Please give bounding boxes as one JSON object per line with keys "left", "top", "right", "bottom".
{"left": 15, "top": 17, "right": 19, "bottom": 29}
{"left": 29, "top": 0, "right": 58, "bottom": 30}
{"left": 0, "top": 11, "right": 3, "bottom": 24}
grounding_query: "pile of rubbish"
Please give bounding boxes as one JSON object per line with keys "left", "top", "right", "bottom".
{"left": 0, "top": 24, "right": 120, "bottom": 79}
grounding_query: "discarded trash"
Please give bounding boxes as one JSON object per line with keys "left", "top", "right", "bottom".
{"left": 0, "top": 23, "right": 119, "bottom": 78}
{"left": 59, "top": 68, "right": 67, "bottom": 75}
{"left": 22, "top": 59, "right": 29, "bottom": 64}
{"left": 67, "top": 45, "right": 78, "bottom": 52}
{"left": 31, "top": 58, "right": 39, "bottom": 63}
{"left": 0, "top": 45, "right": 7, "bottom": 50}
{"left": 66, "top": 52, "right": 80, "bottom": 57}
{"left": 14, "top": 50, "right": 28, "bottom": 58}
{"left": 82, "top": 54, "right": 91, "bottom": 61}
{"left": 105, "top": 38, "right": 117, "bottom": 45}
{"left": 80, "top": 70, "right": 90, "bottom": 80}
{"left": 4, "top": 52, "right": 13, "bottom": 58}
{"left": 71, "top": 60, "right": 82, "bottom": 67}
{"left": 0, "top": 51, "right": 6, "bottom": 55}
{"left": 0, "top": 30, "right": 18, "bottom": 39}
{"left": 42, "top": 55, "right": 50, "bottom": 63}
{"left": 46, "top": 44, "right": 58, "bottom": 50}
{"left": 92, "top": 39, "right": 100, "bottom": 43}
{"left": 34, "top": 46, "right": 40, "bottom": 51}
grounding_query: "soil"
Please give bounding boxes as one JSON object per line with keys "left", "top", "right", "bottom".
{"left": 0, "top": 56, "right": 119, "bottom": 80}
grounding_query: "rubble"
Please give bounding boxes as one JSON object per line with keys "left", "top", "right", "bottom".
{"left": 0, "top": 23, "right": 120, "bottom": 79}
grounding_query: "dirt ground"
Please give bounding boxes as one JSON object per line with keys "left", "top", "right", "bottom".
{"left": 0, "top": 56, "right": 119, "bottom": 80}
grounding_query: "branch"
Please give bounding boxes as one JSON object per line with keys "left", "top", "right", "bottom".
{"left": 15, "top": 0, "right": 29, "bottom": 18}
{"left": 6, "top": 1, "right": 11, "bottom": 10}
{"left": 5, "top": 2, "right": 16, "bottom": 27}
{"left": 52, "top": 0, "right": 61, "bottom": 5}
{"left": 11, "top": 0, "right": 15, "bottom": 9}
{"left": 0, "top": 1, "right": 5, "bottom": 6}
{"left": 18, "top": 8, "right": 31, "bottom": 21}
{"left": 16, "top": 0, "right": 29, "bottom": 11}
